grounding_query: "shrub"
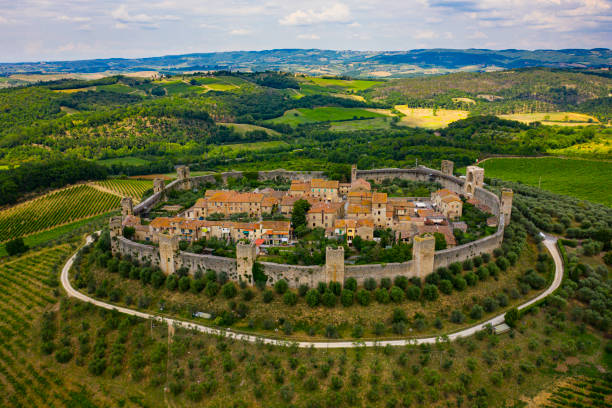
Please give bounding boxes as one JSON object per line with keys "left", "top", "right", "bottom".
{"left": 364, "top": 278, "right": 377, "bottom": 291}
{"left": 470, "top": 305, "right": 484, "bottom": 320}
{"left": 322, "top": 290, "right": 337, "bottom": 307}
{"left": 283, "top": 291, "right": 298, "bottom": 306}
{"left": 450, "top": 310, "right": 465, "bottom": 324}
{"left": 205, "top": 281, "right": 219, "bottom": 297}
{"left": 380, "top": 277, "right": 392, "bottom": 289}
{"left": 496, "top": 294, "right": 509, "bottom": 307}
{"left": 482, "top": 297, "right": 498, "bottom": 313}
{"left": 406, "top": 286, "right": 421, "bottom": 301}
{"left": 493, "top": 248, "right": 503, "bottom": 258}
{"left": 178, "top": 276, "right": 191, "bottom": 292}
{"left": 55, "top": 348, "right": 73, "bottom": 363}
{"left": 505, "top": 308, "right": 519, "bottom": 328}
{"left": 465, "top": 272, "right": 478, "bottom": 286}
{"left": 221, "top": 282, "right": 237, "bottom": 299}
{"left": 356, "top": 289, "right": 371, "bottom": 306}
{"left": 393, "top": 321, "right": 407, "bottom": 335}
{"left": 482, "top": 253, "right": 491, "bottom": 263}
{"left": 6, "top": 238, "right": 28, "bottom": 256}
{"left": 298, "top": 284, "right": 309, "bottom": 297}
{"left": 165, "top": 275, "right": 178, "bottom": 291}
{"left": 325, "top": 325, "right": 339, "bottom": 339}
{"left": 438, "top": 280, "right": 453, "bottom": 295}
{"left": 242, "top": 288, "right": 254, "bottom": 301}
{"left": 317, "top": 282, "right": 327, "bottom": 294}
{"left": 374, "top": 288, "right": 390, "bottom": 304}
{"left": 305, "top": 289, "right": 320, "bottom": 307}
{"left": 390, "top": 286, "right": 405, "bottom": 303}
{"left": 422, "top": 284, "right": 439, "bottom": 301}
{"left": 473, "top": 256, "right": 483, "bottom": 267}
{"left": 449, "top": 262, "right": 462, "bottom": 274}
{"left": 476, "top": 267, "right": 489, "bottom": 281}
{"left": 340, "top": 289, "right": 354, "bottom": 307}
{"left": 392, "top": 308, "right": 408, "bottom": 324}
{"left": 374, "top": 322, "right": 386, "bottom": 336}
{"left": 462, "top": 259, "right": 474, "bottom": 271}
{"left": 496, "top": 257, "right": 510, "bottom": 271}
{"left": 487, "top": 263, "right": 500, "bottom": 277}
{"left": 352, "top": 324, "right": 364, "bottom": 338}
{"left": 274, "top": 279, "right": 288, "bottom": 294}
{"left": 344, "top": 278, "right": 357, "bottom": 292}
{"left": 329, "top": 281, "right": 342, "bottom": 296}
{"left": 262, "top": 290, "right": 274, "bottom": 303}
{"left": 394, "top": 276, "right": 409, "bottom": 290}
{"left": 453, "top": 277, "right": 467, "bottom": 291}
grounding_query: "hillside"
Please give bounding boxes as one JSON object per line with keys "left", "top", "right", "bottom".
{"left": 1, "top": 48, "right": 611, "bottom": 78}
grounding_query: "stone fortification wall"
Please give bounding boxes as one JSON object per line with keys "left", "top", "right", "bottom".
{"left": 177, "top": 252, "right": 237, "bottom": 278}
{"left": 345, "top": 262, "right": 414, "bottom": 286}
{"left": 117, "top": 237, "right": 159, "bottom": 266}
{"left": 433, "top": 222, "right": 504, "bottom": 269}
{"left": 259, "top": 262, "right": 323, "bottom": 288}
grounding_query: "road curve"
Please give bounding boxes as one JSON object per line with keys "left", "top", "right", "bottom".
{"left": 61, "top": 234, "right": 563, "bottom": 348}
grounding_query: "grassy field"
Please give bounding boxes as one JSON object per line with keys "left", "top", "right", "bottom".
{"left": 97, "top": 157, "right": 150, "bottom": 167}
{"left": 267, "top": 107, "right": 386, "bottom": 126}
{"left": 203, "top": 83, "right": 239, "bottom": 92}
{"left": 498, "top": 112, "right": 600, "bottom": 125}
{"left": 218, "top": 122, "right": 280, "bottom": 136}
{"left": 207, "top": 141, "right": 290, "bottom": 157}
{"left": 548, "top": 134, "right": 612, "bottom": 159}
{"left": 307, "top": 77, "right": 384, "bottom": 91}
{"left": 480, "top": 157, "right": 612, "bottom": 207}
{"left": 394, "top": 106, "right": 469, "bottom": 128}
{"left": 0, "top": 185, "right": 120, "bottom": 242}
{"left": 93, "top": 179, "right": 152, "bottom": 201}
{"left": 330, "top": 117, "right": 393, "bottom": 131}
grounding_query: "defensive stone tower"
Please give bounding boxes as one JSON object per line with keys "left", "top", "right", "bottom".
{"left": 441, "top": 160, "right": 454, "bottom": 176}
{"left": 464, "top": 165, "right": 484, "bottom": 196}
{"left": 176, "top": 165, "right": 192, "bottom": 190}
{"left": 501, "top": 188, "right": 514, "bottom": 226}
{"left": 325, "top": 246, "right": 345, "bottom": 284}
{"left": 121, "top": 197, "right": 133, "bottom": 216}
{"left": 158, "top": 233, "right": 179, "bottom": 275}
{"left": 236, "top": 242, "right": 256, "bottom": 283}
{"left": 413, "top": 234, "right": 435, "bottom": 279}
{"left": 351, "top": 165, "right": 357, "bottom": 184}
{"left": 153, "top": 178, "right": 165, "bottom": 194}
{"left": 108, "top": 216, "right": 123, "bottom": 254}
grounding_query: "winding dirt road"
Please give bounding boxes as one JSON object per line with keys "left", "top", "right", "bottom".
{"left": 61, "top": 234, "right": 563, "bottom": 348}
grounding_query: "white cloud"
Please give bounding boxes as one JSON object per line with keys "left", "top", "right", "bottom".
{"left": 58, "top": 15, "right": 91, "bottom": 23}
{"left": 111, "top": 4, "right": 180, "bottom": 28}
{"left": 413, "top": 30, "right": 437, "bottom": 39}
{"left": 229, "top": 28, "right": 251, "bottom": 35}
{"left": 297, "top": 33, "right": 320, "bottom": 39}
{"left": 279, "top": 3, "right": 351, "bottom": 26}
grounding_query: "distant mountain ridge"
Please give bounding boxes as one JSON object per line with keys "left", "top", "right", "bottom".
{"left": 1, "top": 48, "right": 611, "bottom": 78}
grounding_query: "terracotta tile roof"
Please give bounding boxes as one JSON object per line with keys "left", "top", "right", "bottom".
{"left": 208, "top": 191, "right": 264, "bottom": 204}
{"left": 122, "top": 215, "right": 141, "bottom": 227}
{"left": 150, "top": 217, "right": 173, "bottom": 228}
{"left": 194, "top": 198, "right": 207, "bottom": 208}
{"left": 348, "top": 204, "right": 371, "bottom": 214}
{"left": 290, "top": 182, "right": 310, "bottom": 192}
{"left": 371, "top": 192, "right": 388, "bottom": 204}
{"left": 417, "top": 209, "right": 434, "bottom": 217}
{"left": 261, "top": 221, "right": 291, "bottom": 232}
{"left": 335, "top": 219, "right": 357, "bottom": 229}
{"left": 308, "top": 201, "right": 343, "bottom": 214}
{"left": 357, "top": 218, "right": 374, "bottom": 228}
{"left": 417, "top": 224, "right": 457, "bottom": 246}
{"left": 442, "top": 195, "right": 461, "bottom": 203}
{"left": 348, "top": 191, "right": 372, "bottom": 198}
{"left": 351, "top": 178, "right": 371, "bottom": 191}
{"left": 434, "top": 188, "right": 454, "bottom": 197}
{"left": 262, "top": 196, "right": 279, "bottom": 207}
{"left": 311, "top": 179, "right": 339, "bottom": 189}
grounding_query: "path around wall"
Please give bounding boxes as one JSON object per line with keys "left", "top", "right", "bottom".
{"left": 61, "top": 233, "right": 563, "bottom": 348}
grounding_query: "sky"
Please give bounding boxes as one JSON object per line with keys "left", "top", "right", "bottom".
{"left": 0, "top": 0, "right": 611, "bottom": 62}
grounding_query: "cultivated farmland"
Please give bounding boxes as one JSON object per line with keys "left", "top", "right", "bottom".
{"left": 93, "top": 179, "right": 153, "bottom": 201}
{"left": 267, "top": 107, "right": 386, "bottom": 126}
{"left": 0, "top": 185, "right": 120, "bottom": 242}
{"left": 394, "top": 106, "right": 469, "bottom": 129}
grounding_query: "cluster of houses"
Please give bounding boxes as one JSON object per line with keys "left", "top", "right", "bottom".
{"left": 122, "top": 176, "right": 478, "bottom": 248}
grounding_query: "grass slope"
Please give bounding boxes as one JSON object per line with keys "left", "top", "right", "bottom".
{"left": 480, "top": 157, "right": 612, "bottom": 207}
{"left": 268, "top": 107, "right": 385, "bottom": 126}
{"left": 395, "top": 106, "right": 469, "bottom": 129}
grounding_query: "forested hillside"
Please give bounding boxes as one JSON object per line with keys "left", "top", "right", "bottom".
{"left": 0, "top": 69, "right": 610, "bottom": 206}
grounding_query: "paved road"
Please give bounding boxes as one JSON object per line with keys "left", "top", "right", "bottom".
{"left": 61, "top": 234, "right": 563, "bottom": 348}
